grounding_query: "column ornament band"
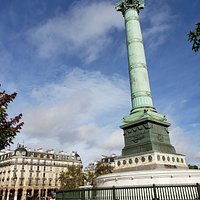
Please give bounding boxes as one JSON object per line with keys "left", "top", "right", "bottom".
{"left": 116, "top": 0, "right": 145, "bottom": 15}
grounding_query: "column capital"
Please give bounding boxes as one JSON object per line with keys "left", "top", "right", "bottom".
{"left": 116, "top": 0, "right": 144, "bottom": 15}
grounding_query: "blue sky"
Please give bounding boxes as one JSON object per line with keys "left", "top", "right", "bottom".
{"left": 1, "top": 0, "right": 200, "bottom": 166}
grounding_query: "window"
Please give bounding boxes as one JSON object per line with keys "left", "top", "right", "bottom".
{"left": 28, "top": 180, "right": 32, "bottom": 186}
{"left": 20, "top": 179, "right": 23, "bottom": 186}
{"left": 49, "top": 179, "right": 52, "bottom": 186}
{"left": 21, "top": 172, "right": 24, "bottom": 178}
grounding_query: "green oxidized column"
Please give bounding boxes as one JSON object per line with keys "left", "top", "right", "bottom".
{"left": 116, "top": 0, "right": 176, "bottom": 156}
{"left": 116, "top": 0, "right": 154, "bottom": 114}
{"left": 125, "top": 8, "right": 154, "bottom": 112}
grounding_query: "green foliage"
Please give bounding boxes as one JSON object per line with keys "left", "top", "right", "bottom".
{"left": 95, "top": 162, "right": 114, "bottom": 177}
{"left": 85, "top": 162, "right": 114, "bottom": 187}
{"left": 188, "top": 164, "right": 199, "bottom": 169}
{"left": 0, "top": 86, "right": 24, "bottom": 150}
{"left": 85, "top": 171, "right": 96, "bottom": 187}
{"left": 59, "top": 165, "right": 84, "bottom": 189}
{"left": 188, "top": 22, "right": 200, "bottom": 52}
{"left": 59, "top": 162, "right": 114, "bottom": 189}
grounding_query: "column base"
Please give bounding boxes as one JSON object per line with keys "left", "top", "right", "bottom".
{"left": 121, "top": 115, "right": 176, "bottom": 156}
{"left": 114, "top": 151, "right": 188, "bottom": 173}
{"left": 96, "top": 168, "right": 200, "bottom": 187}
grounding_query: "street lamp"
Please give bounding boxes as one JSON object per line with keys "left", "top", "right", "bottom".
{"left": 13, "top": 173, "right": 17, "bottom": 200}
{"left": 13, "top": 173, "right": 17, "bottom": 187}
{"left": 42, "top": 177, "right": 45, "bottom": 200}
{"left": 42, "top": 160, "right": 46, "bottom": 200}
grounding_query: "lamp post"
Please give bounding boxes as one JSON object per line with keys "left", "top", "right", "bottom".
{"left": 42, "top": 160, "right": 46, "bottom": 200}
{"left": 14, "top": 174, "right": 17, "bottom": 186}
{"left": 13, "top": 174, "right": 17, "bottom": 200}
{"left": 42, "top": 178, "right": 45, "bottom": 200}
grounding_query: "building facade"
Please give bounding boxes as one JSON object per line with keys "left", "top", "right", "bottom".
{"left": 101, "top": 154, "right": 116, "bottom": 168}
{"left": 0, "top": 145, "right": 82, "bottom": 200}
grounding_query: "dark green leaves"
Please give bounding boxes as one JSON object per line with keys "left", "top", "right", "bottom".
{"left": 188, "top": 22, "right": 200, "bottom": 53}
{"left": 0, "top": 85, "right": 24, "bottom": 150}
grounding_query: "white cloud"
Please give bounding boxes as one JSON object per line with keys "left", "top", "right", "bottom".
{"left": 14, "top": 67, "right": 199, "bottom": 166}
{"left": 141, "top": 2, "right": 175, "bottom": 51}
{"left": 103, "top": 129, "right": 123, "bottom": 150}
{"left": 170, "top": 124, "right": 190, "bottom": 155}
{"left": 29, "top": 1, "right": 124, "bottom": 63}
{"left": 16, "top": 68, "right": 128, "bottom": 165}
{"left": 0, "top": 51, "right": 18, "bottom": 93}
{"left": 167, "top": 117, "right": 200, "bottom": 167}
{"left": 11, "top": 66, "right": 200, "bottom": 166}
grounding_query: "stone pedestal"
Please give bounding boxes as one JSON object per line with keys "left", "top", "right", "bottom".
{"left": 96, "top": 169, "right": 200, "bottom": 187}
{"left": 114, "top": 152, "right": 187, "bottom": 172}
{"left": 121, "top": 117, "right": 176, "bottom": 156}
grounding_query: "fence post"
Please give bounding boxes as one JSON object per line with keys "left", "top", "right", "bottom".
{"left": 152, "top": 184, "right": 159, "bottom": 200}
{"left": 91, "top": 188, "right": 96, "bottom": 199}
{"left": 112, "top": 186, "right": 116, "bottom": 200}
{"left": 197, "top": 183, "right": 200, "bottom": 200}
{"left": 81, "top": 189, "right": 85, "bottom": 200}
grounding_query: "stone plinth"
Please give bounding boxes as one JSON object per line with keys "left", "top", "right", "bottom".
{"left": 121, "top": 117, "right": 176, "bottom": 156}
{"left": 96, "top": 169, "right": 200, "bottom": 187}
{"left": 114, "top": 152, "right": 188, "bottom": 172}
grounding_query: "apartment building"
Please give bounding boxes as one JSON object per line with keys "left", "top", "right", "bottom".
{"left": 0, "top": 144, "right": 82, "bottom": 200}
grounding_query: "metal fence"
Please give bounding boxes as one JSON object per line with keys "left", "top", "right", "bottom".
{"left": 56, "top": 183, "right": 200, "bottom": 200}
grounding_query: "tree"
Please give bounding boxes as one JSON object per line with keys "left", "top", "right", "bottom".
{"left": 59, "top": 165, "right": 84, "bottom": 189}
{"left": 95, "top": 161, "right": 114, "bottom": 178}
{"left": 84, "top": 170, "right": 96, "bottom": 187}
{"left": 188, "top": 164, "right": 199, "bottom": 170}
{"left": 0, "top": 86, "right": 24, "bottom": 150}
{"left": 85, "top": 161, "right": 114, "bottom": 187}
{"left": 188, "top": 22, "right": 200, "bottom": 52}
{"left": 59, "top": 162, "right": 114, "bottom": 189}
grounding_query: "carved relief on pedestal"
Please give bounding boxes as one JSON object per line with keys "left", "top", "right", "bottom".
{"left": 124, "top": 123, "right": 153, "bottom": 146}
